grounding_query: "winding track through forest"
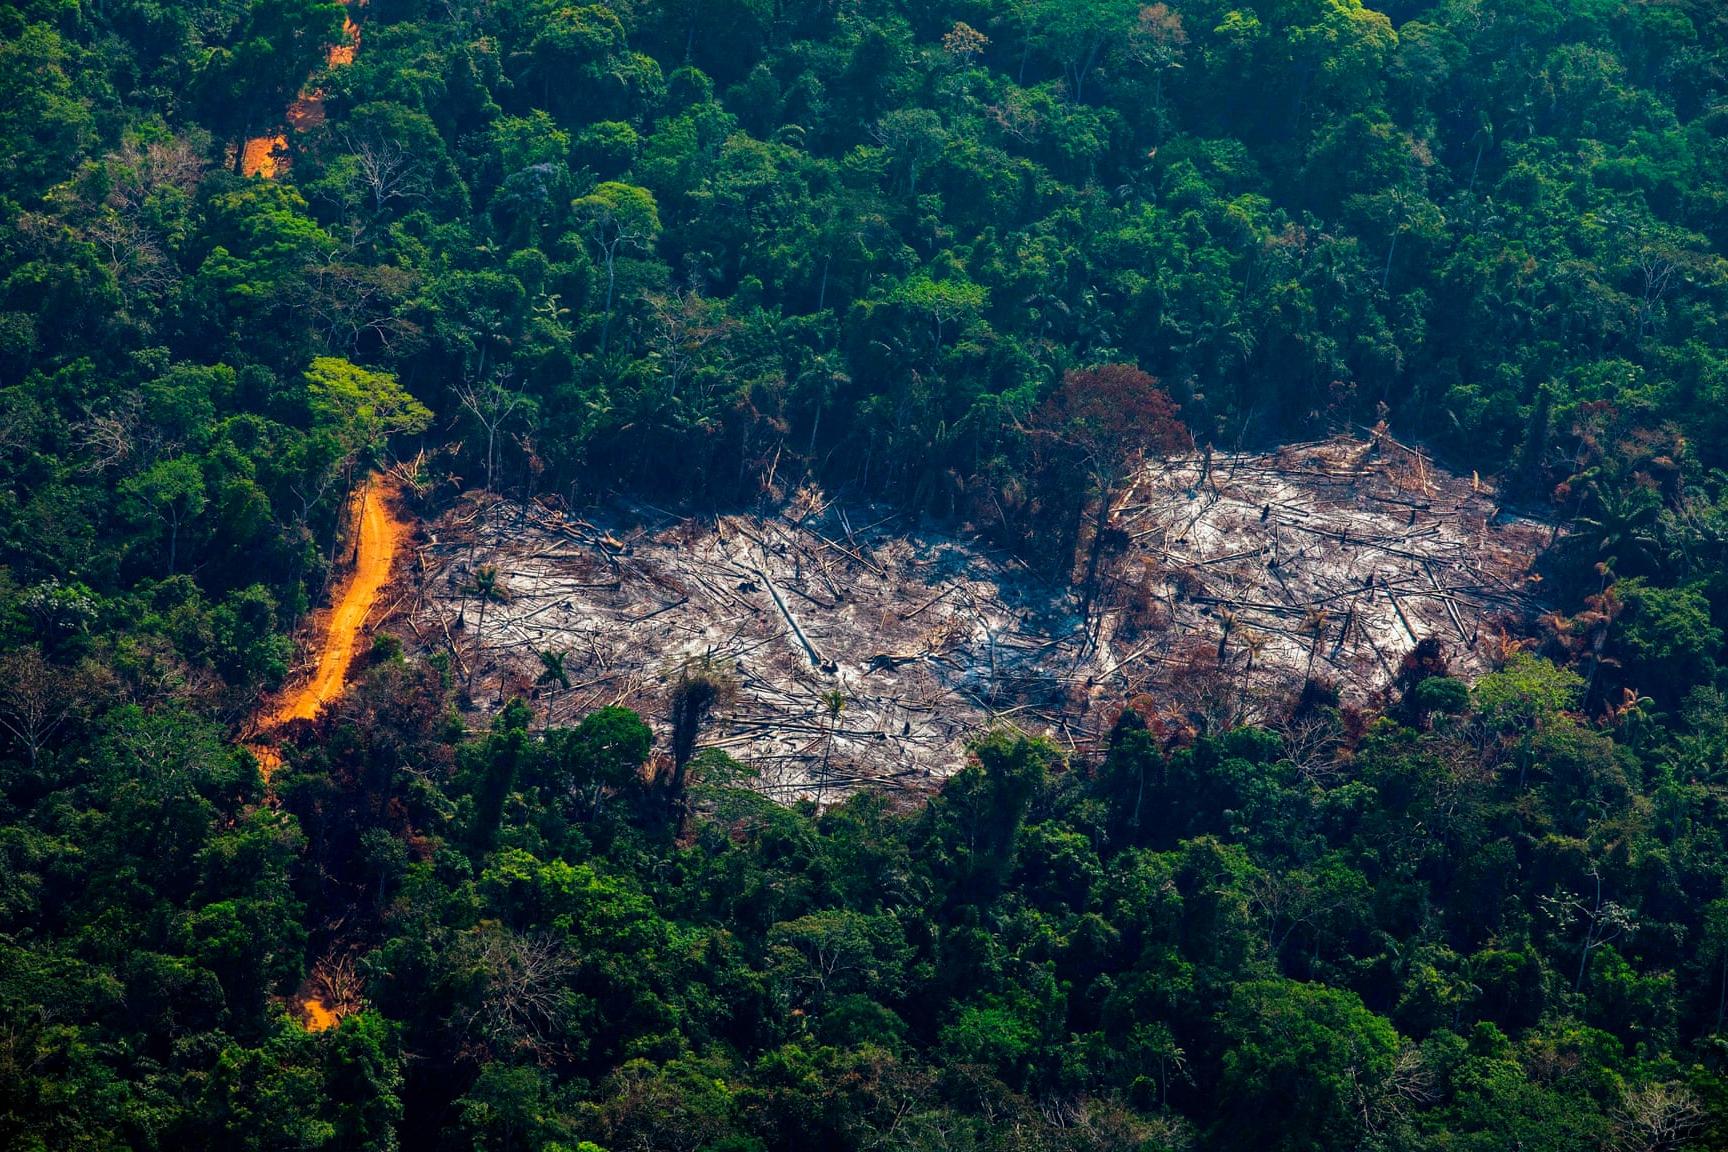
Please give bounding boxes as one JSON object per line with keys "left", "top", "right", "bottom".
{"left": 239, "top": 1, "right": 361, "bottom": 177}
{"left": 270, "top": 481, "right": 405, "bottom": 729}
{"left": 233, "top": 0, "right": 386, "bottom": 1036}
{"left": 253, "top": 479, "right": 406, "bottom": 759}
{"left": 242, "top": 0, "right": 387, "bottom": 753}
{"left": 248, "top": 479, "right": 405, "bottom": 1032}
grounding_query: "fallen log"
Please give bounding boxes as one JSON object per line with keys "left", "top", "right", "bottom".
{"left": 756, "top": 564, "right": 830, "bottom": 671}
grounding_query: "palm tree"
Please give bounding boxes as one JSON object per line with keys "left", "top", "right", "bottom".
{"left": 1575, "top": 480, "right": 1661, "bottom": 577}
{"left": 464, "top": 565, "right": 502, "bottom": 685}
{"left": 1239, "top": 627, "right": 1269, "bottom": 673}
{"left": 537, "top": 648, "right": 570, "bottom": 721}
{"left": 817, "top": 689, "right": 846, "bottom": 814}
{"left": 666, "top": 656, "right": 738, "bottom": 815}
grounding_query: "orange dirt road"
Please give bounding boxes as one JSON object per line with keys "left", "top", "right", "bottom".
{"left": 238, "top": 4, "right": 359, "bottom": 176}
{"left": 260, "top": 480, "right": 405, "bottom": 737}
{"left": 301, "top": 997, "right": 340, "bottom": 1031}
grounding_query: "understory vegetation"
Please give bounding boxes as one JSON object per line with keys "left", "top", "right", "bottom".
{"left": 5, "top": 0, "right": 1728, "bottom": 1146}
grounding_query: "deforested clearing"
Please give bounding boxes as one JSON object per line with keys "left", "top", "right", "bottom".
{"left": 408, "top": 435, "right": 1550, "bottom": 801}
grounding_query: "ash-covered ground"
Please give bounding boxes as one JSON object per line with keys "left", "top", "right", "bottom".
{"left": 404, "top": 436, "right": 1551, "bottom": 801}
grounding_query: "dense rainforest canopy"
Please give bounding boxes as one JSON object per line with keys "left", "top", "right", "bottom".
{"left": 6, "top": 0, "right": 1728, "bottom": 1147}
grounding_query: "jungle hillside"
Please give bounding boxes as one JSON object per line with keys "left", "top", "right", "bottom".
{"left": 6, "top": 0, "right": 1728, "bottom": 1149}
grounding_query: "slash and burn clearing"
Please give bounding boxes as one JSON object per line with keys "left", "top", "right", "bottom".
{"left": 407, "top": 435, "right": 1551, "bottom": 801}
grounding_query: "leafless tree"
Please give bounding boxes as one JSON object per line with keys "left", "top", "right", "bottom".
{"left": 342, "top": 127, "right": 428, "bottom": 218}
{"left": 307, "top": 950, "right": 366, "bottom": 1021}
{"left": 85, "top": 211, "right": 176, "bottom": 306}
{"left": 1355, "top": 1042, "right": 1437, "bottom": 1137}
{"left": 844, "top": 1060, "right": 944, "bottom": 1152}
{"left": 598, "top": 1060, "right": 738, "bottom": 1152}
{"left": 1024, "top": 1091, "right": 1193, "bottom": 1152}
{"left": 289, "top": 464, "right": 345, "bottom": 529}
{"left": 0, "top": 649, "right": 86, "bottom": 769}
{"left": 83, "top": 136, "right": 207, "bottom": 311}
{"left": 72, "top": 392, "right": 144, "bottom": 475}
{"left": 436, "top": 0, "right": 485, "bottom": 36}
{"left": 1635, "top": 245, "right": 1677, "bottom": 342}
{"left": 1249, "top": 866, "right": 1354, "bottom": 957}
{"left": 454, "top": 368, "right": 530, "bottom": 496}
{"left": 1611, "top": 1081, "right": 1705, "bottom": 1152}
{"left": 307, "top": 261, "right": 423, "bottom": 354}
{"left": 646, "top": 286, "right": 735, "bottom": 404}
{"left": 987, "top": 87, "right": 1043, "bottom": 144}
{"left": 1276, "top": 708, "right": 1348, "bottom": 785}
{"left": 1541, "top": 863, "right": 1638, "bottom": 992}
{"left": 455, "top": 928, "right": 578, "bottom": 1062}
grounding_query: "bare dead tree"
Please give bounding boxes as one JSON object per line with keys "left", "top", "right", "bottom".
{"left": 597, "top": 1059, "right": 739, "bottom": 1152}
{"left": 646, "top": 286, "right": 736, "bottom": 404}
{"left": 290, "top": 464, "right": 345, "bottom": 530}
{"left": 83, "top": 136, "right": 207, "bottom": 311}
{"left": 72, "top": 393, "right": 144, "bottom": 475}
{"left": 1634, "top": 245, "right": 1677, "bottom": 342}
{"left": 1356, "top": 1042, "right": 1437, "bottom": 1138}
{"left": 342, "top": 127, "right": 428, "bottom": 218}
{"left": 1276, "top": 709, "right": 1347, "bottom": 785}
{"left": 986, "top": 87, "right": 1043, "bottom": 144}
{"left": 0, "top": 649, "right": 85, "bottom": 769}
{"left": 454, "top": 367, "right": 530, "bottom": 496}
{"left": 455, "top": 929, "right": 578, "bottom": 1063}
{"left": 85, "top": 210, "right": 177, "bottom": 306}
{"left": 1610, "top": 1081, "right": 1705, "bottom": 1152}
{"left": 1541, "top": 864, "right": 1638, "bottom": 992}
{"left": 1250, "top": 865, "right": 1356, "bottom": 958}
{"left": 307, "top": 261, "right": 423, "bottom": 354}
{"left": 307, "top": 950, "right": 366, "bottom": 1021}
{"left": 847, "top": 1061, "right": 941, "bottom": 1152}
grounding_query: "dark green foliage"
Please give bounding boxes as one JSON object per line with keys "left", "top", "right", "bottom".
{"left": 10, "top": 637, "right": 1728, "bottom": 1148}
{"left": 1215, "top": 979, "right": 1400, "bottom": 1151}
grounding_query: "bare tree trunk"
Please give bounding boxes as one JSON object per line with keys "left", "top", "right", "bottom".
{"left": 1079, "top": 489, "right": 1113, "bottom": 626}
{"left": 472, "top": 596, "right": 487, "bottom": 688}
{"left": 600, "top": 247, "right": 618, "bottom": 352}
{"left": 1717, "top": 951, "right": 1726, "bottom": 1033}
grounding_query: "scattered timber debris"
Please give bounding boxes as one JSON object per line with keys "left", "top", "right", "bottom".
{"left": 408, "top": 435, "right": 1552, "bottom": 802}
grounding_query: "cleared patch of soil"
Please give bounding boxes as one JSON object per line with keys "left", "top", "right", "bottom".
{"left": 237, "top": 5, "right": 360, "bottom": 177}
{"left": 406, "top": 436, "right": 1550, "bottom": 802}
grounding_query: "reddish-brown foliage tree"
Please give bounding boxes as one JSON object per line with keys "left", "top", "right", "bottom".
{"left": 1030, "top": 364, "right": 1192, "bottom": 619}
